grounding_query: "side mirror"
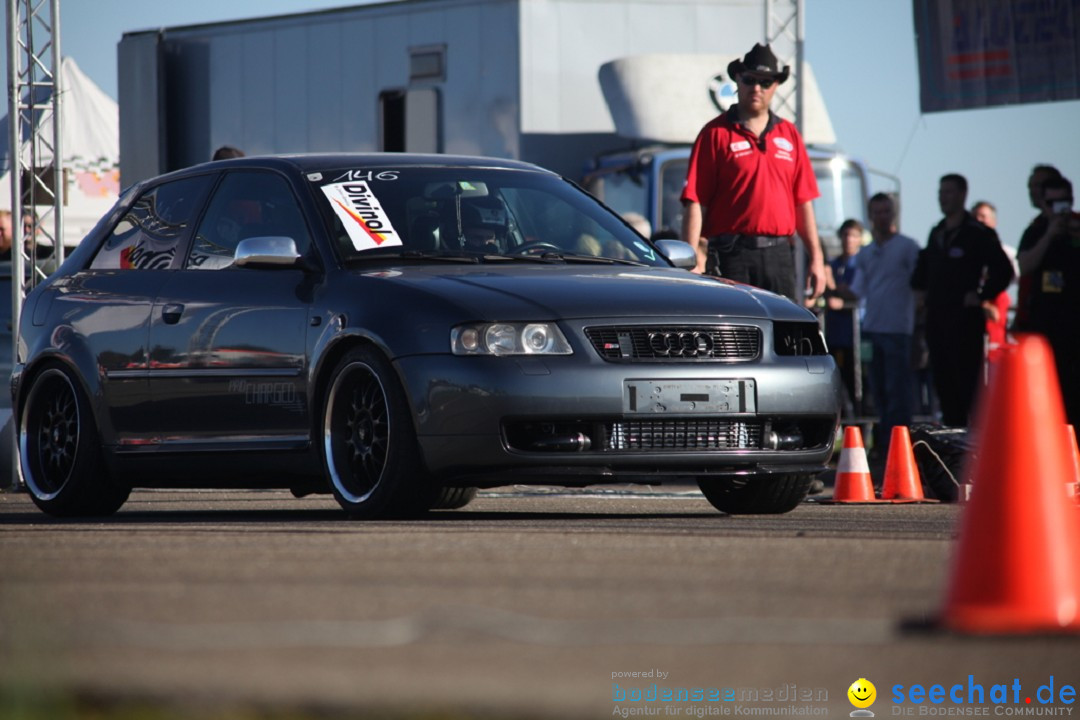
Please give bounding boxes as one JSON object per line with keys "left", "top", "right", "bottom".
{"left": 654, "top": 239, "right": 697, "bottom": 270}
{"left": 233, "top": 236, "right": 301, "bottom": 268}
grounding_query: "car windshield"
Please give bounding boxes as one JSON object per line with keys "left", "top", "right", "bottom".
{"left": 308, "top": 166, "right": 669, "bottom": 267}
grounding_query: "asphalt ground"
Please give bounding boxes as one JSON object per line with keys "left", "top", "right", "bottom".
{"left": 1, "top": 486, "right": 1077, "bottom": 720}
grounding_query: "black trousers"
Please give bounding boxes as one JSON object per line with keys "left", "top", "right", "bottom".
{"left": 1046, "top": 332, "right": 1080, "bottom": 426}
{"left": 926, "top": 311, "right": 985, "bottom": 427}
{"left": 706, "top": 242, "right": 797, "bottom": 302}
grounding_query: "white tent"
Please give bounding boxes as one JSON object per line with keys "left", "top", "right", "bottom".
{"left": 0, "top": 56, "right": 119, "bottom": 248}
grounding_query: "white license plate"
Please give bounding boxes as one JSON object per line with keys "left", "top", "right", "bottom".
{"left": 623, "top": 379, "right": 756, "bottom": 414}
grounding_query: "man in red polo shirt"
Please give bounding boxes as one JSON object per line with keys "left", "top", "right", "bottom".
{"left": 680, "top": 43, "right": 826, "bottom": 302}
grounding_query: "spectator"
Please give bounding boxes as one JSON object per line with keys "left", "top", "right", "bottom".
{"left": 912, "top": 174, "right": 1014, "bottom": 427}
{"left": 212, "top": 145, "right": 245, "bottom": 161}
{"left": 971, "top": 200, "right": 1011, "bottom": 364}
{"left": 822, "top": 218, "right": 863, "bottom": 417}
{"left": 0, "top": 210, "right": 12, "bottom": 260}
{"left": 1014, "top": 176, "right": 1080, "bottom": 425}
{"left": 680, "top": 43, "right": 825, "bottom": 303}
{"left": 1015, "top": 164, "right": 1063, "bottom": 329}
{"left": 851, "top": 194, "right": 920, "bottom": 460}
{"left": 971, "top": 200, "right": 996, "bottom": 228}
{"left": 1026, "top": 165, "right": 1062, "bottom": 216}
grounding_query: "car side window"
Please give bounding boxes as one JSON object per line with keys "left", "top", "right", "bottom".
{"left": 90, "top": 175, "right": 213, "bottom": 270}
{"left": 187, "top": 171, "right": 310, "bottom": 270}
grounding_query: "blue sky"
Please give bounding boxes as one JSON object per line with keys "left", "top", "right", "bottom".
{"left": 35, "top": 0, "right": 1080, "bottom": 249}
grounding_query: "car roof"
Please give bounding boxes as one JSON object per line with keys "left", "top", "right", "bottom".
{"left": 126, "top": 153, "right": 560, "bottom": 198}
{"left": 154, "top": 153, "right": 556, "bottom": 181}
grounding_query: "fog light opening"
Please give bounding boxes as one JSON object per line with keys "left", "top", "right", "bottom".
{"left": 529, "top": 433, "right": 592, "bottom": 452}
{"left": 766, "top": 427, "right": 804, "bottom": 450}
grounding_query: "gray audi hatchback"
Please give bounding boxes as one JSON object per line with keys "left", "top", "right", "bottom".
{"left": 13, "top": 154, "right": 840, "bottom": 518}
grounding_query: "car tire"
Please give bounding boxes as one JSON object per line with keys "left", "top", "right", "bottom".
{"left": 20, "top": 364, "right": 130, "bottom": 517}
{"left": 321, "top": 345, "right": 437, "bottom": 518}
{"left": 430, "top": 486, "right": 478, "bottom": 510}
{"left": 697, "top": 474, "right": 813, "bottom": 515}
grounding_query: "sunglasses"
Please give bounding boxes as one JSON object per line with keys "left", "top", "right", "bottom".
{"left": 740, "top": 75, "right": 777, "bottom": 89}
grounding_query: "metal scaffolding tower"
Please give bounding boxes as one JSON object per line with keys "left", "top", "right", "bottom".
{"left": 764, "top": 0, "right": 807, "bottom": 300}
{"left": 5, "top": 0, "right": 63, "bottom": 490}
{"left": 765, "top": 0, "right": 803, "bottom": 134}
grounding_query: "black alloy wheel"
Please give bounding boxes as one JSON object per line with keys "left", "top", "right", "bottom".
{"left": 20, "top": 365, "right": 129, "bottom": 516}
{"left": 322, "top": 346, "right": 436, "bottom": 518}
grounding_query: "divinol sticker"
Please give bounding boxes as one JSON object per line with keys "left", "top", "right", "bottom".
{"left": 322, "top": 181, "right": 402, "bottom": 251}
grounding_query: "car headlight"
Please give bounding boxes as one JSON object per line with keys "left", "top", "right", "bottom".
{"left": 451, "top": 322, "right": 573, "bottom": 356}
{"left": 774, "top": 321, "right": 828, "bottom": 356}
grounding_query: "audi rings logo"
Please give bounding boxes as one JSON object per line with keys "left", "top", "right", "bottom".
{"left": 648, "top": 330, "right": 715, "bottom": 357}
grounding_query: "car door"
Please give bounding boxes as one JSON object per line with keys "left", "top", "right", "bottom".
{"left": 47, "top": 174, "right": 214, "bottom": 446}
{"left": 147, "top": 170, "right": 316, "bottom": 450}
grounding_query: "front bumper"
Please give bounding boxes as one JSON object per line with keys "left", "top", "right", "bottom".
{"left": 394, "top": 345, "right": 840, "bottom": 485}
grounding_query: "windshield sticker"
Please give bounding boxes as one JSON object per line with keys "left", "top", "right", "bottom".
{"left": 306, "top": 173, "right": 323, "bottom": 182}
{"left": 322, "top": 181, "right": 403, "bottom": 251}
{"left": 634, "top": 240, "right": 656, "bottom": 260}
{"left": 331, "top": 169, "right": 400, "bottom": 183}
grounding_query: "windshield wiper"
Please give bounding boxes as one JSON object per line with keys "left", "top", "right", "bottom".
{"left": 345, "top": 250, "right": 480, "bottom": 264}
{"left": 473, "top": 253, "right": 559, "bottom": 264}
{"left": 401, "top": 250, "right": 482, "bottom": 262}
{"left": 531, "top": 252, "right": 649, "bottom": 267}
{"left": 347, "top": 250, "right": 648, "bottom": 267}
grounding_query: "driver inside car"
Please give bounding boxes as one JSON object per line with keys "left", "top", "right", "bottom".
{"left": 460, "top": 196, "right": 510, "bottom": 253}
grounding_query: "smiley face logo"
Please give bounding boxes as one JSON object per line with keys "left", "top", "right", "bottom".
{"left": 848, "top": 678, "right": 877, "bottom": 709}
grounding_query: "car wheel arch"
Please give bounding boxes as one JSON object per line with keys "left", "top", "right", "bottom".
{"left": 318, "top": 341, "right": 438, "bottom": 517}
{"left": 310, "top": 335, "right": 417, "bottom": 440}
{"left": 17, "top": 354, "right": 105, "bottom": 433}
{"left": 17, "top": 359, "right": 130, "bottom": 516}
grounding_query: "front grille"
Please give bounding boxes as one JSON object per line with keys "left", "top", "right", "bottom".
{"left": 503, "top": 418, "right": 834, "bottom": 453}
{"left": 606, "top": 419, "right": 763, "bottom": 450}
{"left": 585, "top": 325, "right": 760, "bottom": 362}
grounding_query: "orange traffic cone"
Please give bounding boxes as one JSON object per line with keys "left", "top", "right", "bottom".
{"left": 881, "top": 426, "right": 937, "bottom": 503}
{"left": 1067, "top": 425, "right": 1080, "bottom": 503}
{"left": 827, "top": 426, "right": 887, "bottom": 503}
{"left": 941, "top": 335, "right": 1080, "bottom": 633}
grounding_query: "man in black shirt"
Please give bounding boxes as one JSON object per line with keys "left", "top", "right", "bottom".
{"left": 912, "top": 174, "right": 1014, "bottom": 427}
{"left": 1015, "top": 176, "right": 1080, "bottom": 425}
{"left": 1014, "top": 164, "right": 1063, "bottom": 329}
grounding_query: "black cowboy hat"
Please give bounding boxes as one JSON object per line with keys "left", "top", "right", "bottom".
{"left": 727, "top": 43, "right": 790, "bottom": 84}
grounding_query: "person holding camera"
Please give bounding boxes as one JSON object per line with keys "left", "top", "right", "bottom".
{"left": 1015, "top": 175, "right": 1080, "bottom": 424}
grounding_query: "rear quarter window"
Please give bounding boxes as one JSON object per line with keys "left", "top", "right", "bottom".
{"left": 90, "top": 175, "right": 214, "bottom": 270}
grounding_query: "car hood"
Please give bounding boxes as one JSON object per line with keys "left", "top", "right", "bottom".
{"left": 353, "top": 263, "right": 810, "bottom": 321}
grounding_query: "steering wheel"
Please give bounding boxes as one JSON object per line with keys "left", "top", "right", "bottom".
{"left": 512, "top": 240, "right": 562, "bottom": 256}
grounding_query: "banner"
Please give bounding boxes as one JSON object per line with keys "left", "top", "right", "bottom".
{"left": 914, "top": 0, "right": 1080, "bottom": 113}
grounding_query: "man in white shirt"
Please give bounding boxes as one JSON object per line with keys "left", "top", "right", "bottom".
{"left": 851, "top": 193, "right": 920, "bottom": 461}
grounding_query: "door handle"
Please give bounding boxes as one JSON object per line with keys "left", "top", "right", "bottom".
{"left": 161, "top": 303, "right": 184, "bottom": 324}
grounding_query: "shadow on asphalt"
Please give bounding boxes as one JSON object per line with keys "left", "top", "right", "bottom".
{"left": 0, "top": 508, "right": 727, "bottom": 525}
{"left": 0, "top": 489, "right": 726, "bottom": 525}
